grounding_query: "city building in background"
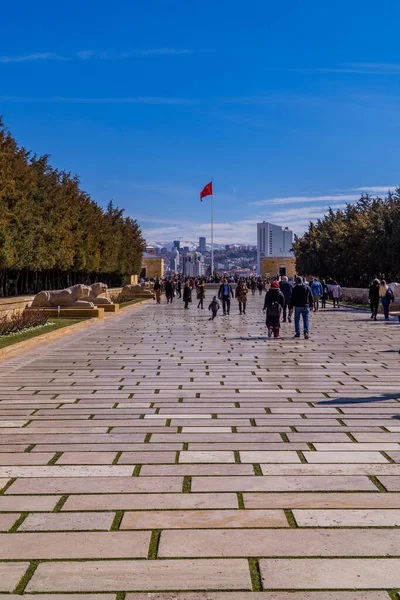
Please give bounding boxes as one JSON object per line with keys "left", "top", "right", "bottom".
{"left": 182, "top": 251, "right": 206, "bottom": 277}
{"left": 173, "top": 240, "right": 180, "bottom": 250}
{"left": 170, "top": 245, "right": 180, "bottom": 272}
{"left": 198, "top": 237, "right": 207, "bottom": 252}
{"left": 257, "top": 221, "right": 294, "bottom": 275}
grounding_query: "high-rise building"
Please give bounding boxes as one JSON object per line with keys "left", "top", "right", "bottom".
{"left": 182, "top": 252, "right": 206, "bottom": 277}
{"left": 199, "top": 237, "right": 207, "bottom": 252}
{"left": 225, "top": 245, "right": 230, "bottom": 251}
{"left": 173, "top": 240, "right": 180, "bottom": 250}
{"left": 170, "top": 246, "right": 180, "bottom": 272}
{"left": 257, "top": 222, "right": 294, "bottom": 274}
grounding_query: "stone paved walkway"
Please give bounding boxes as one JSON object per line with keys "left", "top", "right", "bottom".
{"left": 0, "top": 290, "right": 400, "bottom": 599}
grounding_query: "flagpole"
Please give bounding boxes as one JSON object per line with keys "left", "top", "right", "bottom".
{"left": 211, "top": 177, "right": 214, "bottom": 279}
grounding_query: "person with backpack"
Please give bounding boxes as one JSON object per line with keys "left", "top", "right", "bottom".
{"left": 289, "top": 276, "right": 314, "bottom": 339}
{"left": 257, "top": 278, "right": 264, "bottom": 296}
{"left": 379, "top": 280, "right": 394, "bottom": 320}
{"left": 263, "top": 281, "right": 285, "bottom": 338}
{"left": 153, "top": 278, "right": 162, "bottom": 304}
{"left": 250, "top": 279, "right": 257, "bottom": 296}
{"left": 208, "top": 296, "right": 220, "bottom": 320}
{"left": 311, "top": 278, "right": 323, "bottom": 311}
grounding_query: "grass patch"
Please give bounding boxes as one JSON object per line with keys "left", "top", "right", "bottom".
{"left": 248, "top": 558, "right": 263, "bottom": 591}
{"left": 0, "top": 318, "right": 85, "bottom": 349}
{"left": 148, "top": 529, "right": 162, "bottom": 560}
{"left": 182, "top": 476, "right": 192, "bottom": 493}
{"left": 111, "top": 510, "right": 124, "bottom": 531}
{"left": 13, "top": 561, "right": 39, "bottom": 595}
{"left": 237, "top": 492, "right": 245, "bottom": 509}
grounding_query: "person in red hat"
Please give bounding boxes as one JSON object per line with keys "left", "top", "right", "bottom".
{"left": 263, "top": 280, "right": 285, "bottom": 338}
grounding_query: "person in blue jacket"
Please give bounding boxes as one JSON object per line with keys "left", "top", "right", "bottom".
{"left": 311, "top": 278, "right": 323, "bottom": 311}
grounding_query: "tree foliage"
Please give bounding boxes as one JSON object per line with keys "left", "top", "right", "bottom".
{"left": 293, "top": 191, "right": 400, "bottom": 286}
{"left": 0, "top": 118, "right": 145, "bottom": 295}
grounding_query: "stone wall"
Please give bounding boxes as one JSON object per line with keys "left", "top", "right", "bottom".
{"left": 260, "top": 257, "right": 296, "bottom": 279}
{"left": 142, "top": 257, "right": 164, "bottom": 279}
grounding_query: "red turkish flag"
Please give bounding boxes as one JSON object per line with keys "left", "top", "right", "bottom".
{"left": 200, "top": 181, "right": 213, "bottom": 201}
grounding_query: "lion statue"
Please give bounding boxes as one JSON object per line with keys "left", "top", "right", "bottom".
{"left": 120, "top": 283, "right": 154, "bottom": 300}
{"left": 86, "top": 283, "right": 112, "bottom": 305}
{"left": 31, "top": 284, "right": 95, "bottom": 308}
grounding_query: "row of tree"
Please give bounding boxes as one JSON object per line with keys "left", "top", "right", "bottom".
{"left": 293, "top": 191, "right": 400, "bottom": 287}
{"left": 0, "top": 118, "right": 145, "bottom": 296}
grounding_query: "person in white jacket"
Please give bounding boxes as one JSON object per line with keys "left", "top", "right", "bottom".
{"left": 331, "top": 281, "right": 341, "bottom": 308}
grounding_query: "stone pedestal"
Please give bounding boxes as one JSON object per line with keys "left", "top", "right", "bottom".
{"left": 25, "top": 307, "right": 105, "bottom": 319}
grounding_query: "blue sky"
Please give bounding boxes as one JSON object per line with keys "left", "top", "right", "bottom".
{"left": 1, "top": 0, "right": 400, "bottom": 244}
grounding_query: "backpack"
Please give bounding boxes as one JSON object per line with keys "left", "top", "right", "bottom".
{"left": 268, "top": 301, "right": 281, "bottom": 317}
{"left": 386, "top": 288, "right": 395, "bottom": 302}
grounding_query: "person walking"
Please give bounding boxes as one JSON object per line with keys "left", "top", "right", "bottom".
{"left": 208, "top": 295, "right": 220, "bottom": 320}
{"left": 257, "top": 278, "right": 264, "bottom": 296}
{"left": 289, "top": 276, "right": 314, "bottom": 339}
{"left": 251, "top": 279, "right": 257, "bottom": 296}
{"left": 183, "top": 282, "right": 192, "bottom": 309}
{"left": 165, "top": 278, "right": 175, "bottom": 303}
{"left": 236, "top": 280, "right": 248, "bottom": 314}
{"left": 379, "top": 280, "right": 394, "bottom": 320}
{"left": 279, "top": 276, "right": 293, "bottom": 322}
{"left": 263, "top": 281, "right": 285, "bottom": 338}
{"left": 218, "top": 277, "right": 234, "bottom": 315}
{"left": 368, "top": 278, "right": 380, "bottom": 320}
{"left": 321, "top": 279, "right": 329, "bottom": 308}
{"left": 176, "top": 278, "right": 182, "bottom": 299}
{"left": 331, "top": 281, "right": 341, "bottom": 308}
{"left": 197, "top": 279, "right": 206, "bottom": 309}
{"left": 153, "top": 278, "right": 162, "bottom": 304}
{"left": 311, "top": 278, "right": 323, "bottom": 311}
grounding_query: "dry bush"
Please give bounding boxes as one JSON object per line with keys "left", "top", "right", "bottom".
{"left": 0, "top": 310, "right": 50, "bottom": 336}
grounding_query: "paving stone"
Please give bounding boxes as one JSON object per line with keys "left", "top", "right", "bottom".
{"left": 119, "top": 451, "right": 177, "bottom": 464}
{"left": 240, "top": 451, "right": 301, "bottom": 463}
{"left": 63, "top": 492, "right": 238, "bottom": 510}
{"left": 19, "top": 512, "right": 115, "bottom": 531}
{"left": 158, "top": 527, "right": 400, "bottom": 557}
{"left": 303, "top": 451, "right": 389, "bottom": 463}
{"left": 179, "top": 451, "right": 235, "bottom": 463}
{"left": 121, "top": 509, "right": 288, "bottom": 529}
{"left": 244, "top": 492, "right": 400, "bottom": 508}
{"left": 375, "top": 476, "right": 400, "bottom": 491}
{"left": 294, "top": 508, "right": 400, "bottom": 526}
{"left": 0, "top": 513, "right": 19, "bottom": 531}
{"left": 191, "top": 475, "right": 376, "bottom": 492}
{"left": 0, "top": 453, "right": 55, "bottom": 465}
{"left": 0, "top": 495, "right": 60, "bottom": 512}
{"left": 259, "top": 558, "right": 400, "bottom": 588}
{"left": 124, "top": 594, "right": 390, "bottom": 600}
{"left": 0, "top": 562, "right": 30, "bottom": 592}
{"left": 27, "top": 559, "right": 252, "bottom": 592}
{"left": 6, "top": 476, "right": 182, "bottom": 494}
{"left": 56, "top": 452, "right": 117, "bottom": 464}
{"left": 140, "top": 464, "right": 255, "bottom": 475}
{"left": 0, "top": 531, "right": 150, "bottom": 558}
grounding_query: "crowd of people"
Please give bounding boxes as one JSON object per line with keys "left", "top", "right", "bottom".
{"left": 148, "top": 274, "right": 398, "bottom": 341}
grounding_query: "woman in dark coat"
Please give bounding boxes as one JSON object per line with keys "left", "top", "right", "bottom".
{"left": 183, "top": 282, "right": 192, "bottom": 309}
{"left": 263, "top": 281, "right": 285, "bottom": 338}
{"left": 368, "top": 278, "right": 380, "bottom": 321}
{"left": 197, "top": 279, "right": 206, "bottom": 309}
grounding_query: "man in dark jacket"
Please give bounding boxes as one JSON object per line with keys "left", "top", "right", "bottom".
{"left": 289, "top": 276, "right": 314, "bottom": 339}
{"left": 368, "top": 278, "right": 380, "bottom": 321}
{"left": 218, "top": 278, "right": 234, "bottom": 315}
{"left": 279, "top": 276, "right": 293, "bottom": 323}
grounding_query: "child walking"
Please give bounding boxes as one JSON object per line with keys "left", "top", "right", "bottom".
{"left": 209, "top": 296, "right": 220, "bottom": 320}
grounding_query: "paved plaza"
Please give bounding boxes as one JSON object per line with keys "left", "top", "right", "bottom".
{"left": 0, "top": 290, "right": 400, "bottom": 598}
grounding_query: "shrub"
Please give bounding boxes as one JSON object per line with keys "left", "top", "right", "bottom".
{"left": 0, "top": 310, "right": 50, "bottom": 336}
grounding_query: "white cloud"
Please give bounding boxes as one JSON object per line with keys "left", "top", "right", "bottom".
{"left": 251, "top": 194, "right": 361, "bottom": 206}
{"left": 353, "top": 185, "right": 398, "bottom": 193}
{"left": 0, "top": 96, "right": 201, "bottom": 105}
{"left": 0, "top": 52, "right": 66, "bottom": 63}
{"left": 137, "top": 48, "right": 193, "bottom": 56}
